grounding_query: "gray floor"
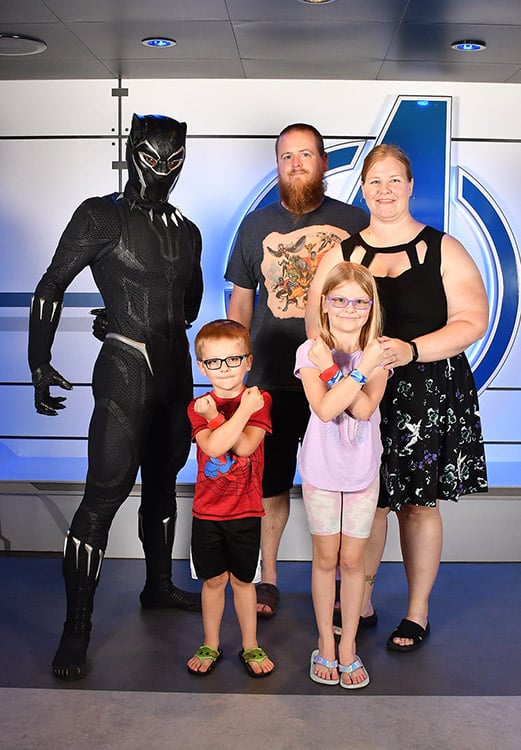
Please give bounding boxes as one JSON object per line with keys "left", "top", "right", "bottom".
{"left": 1, "top": 556, "right": 521, "bottom": 749}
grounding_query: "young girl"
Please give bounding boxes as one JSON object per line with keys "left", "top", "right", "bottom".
{"left": 295, "top": 261, "right": 391, "bottom": 689}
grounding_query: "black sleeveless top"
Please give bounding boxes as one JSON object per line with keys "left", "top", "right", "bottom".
{"left": 341, "top": 226, "right": 447, "bottom": 341}
{"left": 342, "top": 225, "right": 487, "bottom": 507}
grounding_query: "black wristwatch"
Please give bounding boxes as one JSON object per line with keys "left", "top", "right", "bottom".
{"left": 409, "top": 340, "right": 419, "bottom": 362}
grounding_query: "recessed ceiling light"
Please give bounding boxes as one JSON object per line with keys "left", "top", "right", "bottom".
{"left": 297, "top": 0, "right": 336, "bottom": 5}
{"left": 0, "top": 33, "right": 47, "bottom": 56}
{"left": 451, "top": 40, "right": 486, "bottom": 52}
{"left": 141, "top": 37, "right": 177, "bottom": 48}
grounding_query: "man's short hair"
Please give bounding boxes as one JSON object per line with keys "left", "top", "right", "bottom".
{"left": 275, "top": 123, "right": 325, "bottom": 157}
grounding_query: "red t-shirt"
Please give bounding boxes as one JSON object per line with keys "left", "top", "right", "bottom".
{"left": 188, "top": 389, "right": 272, "bottom": 521}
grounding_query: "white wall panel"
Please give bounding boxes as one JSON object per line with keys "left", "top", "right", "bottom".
{"left": 121, "top": 79, "right": 521, "bottom": 139}
{"left": 0, "top": 80, "right": 117, "bottom": 136}
{"left": 0, "top": 139, "right": 118, "bottom": 290}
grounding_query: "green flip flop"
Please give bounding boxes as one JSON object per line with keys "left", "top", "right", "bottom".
{"left": 187, "top": 645, "right": 222, "bottom": 676}
{"left": 238, "top": 647, "right": 274, "bottom": 679}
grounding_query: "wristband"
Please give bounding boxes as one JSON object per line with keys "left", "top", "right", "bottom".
{"left": 326, "top": 369, "right": 344, "bottom": 388}
{"left": 207, "top": 413, "right": 225, "bottom": 430}
{"left": 409, "top": 340, "right": 419, "bottom": 362}
{"left": 319, "top": 364, "right": 340, "bottom": 382}
{"left": 349, "top": 369, "right": 368, "bottom": 385}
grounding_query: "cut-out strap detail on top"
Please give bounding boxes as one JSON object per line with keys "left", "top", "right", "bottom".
{"left": 346, "top": 244, "right": 420, "bottom": 274}
{"left": 341, "top": 226, "right": 443, "bottom": 274}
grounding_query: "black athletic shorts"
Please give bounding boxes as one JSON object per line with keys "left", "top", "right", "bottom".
{"left": 262, "top": 389, "right": 310, "bottom": 498}
{"left": 190, "top": 516, "right": 261, "bottom": 582}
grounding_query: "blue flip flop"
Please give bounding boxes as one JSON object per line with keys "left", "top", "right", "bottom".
{"left": 339, "top": 655, "right": 370, "bottom": 689}
{"left": 310, "top": 649, "right": 340, "bottom": 685}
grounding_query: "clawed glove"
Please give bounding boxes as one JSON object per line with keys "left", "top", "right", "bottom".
{"left": 32, "top": 363, "right": 73, "bottom": 416}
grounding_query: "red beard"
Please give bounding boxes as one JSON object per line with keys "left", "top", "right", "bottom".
{"left": 278, "top": 171, "right": 326, "bottom": 215}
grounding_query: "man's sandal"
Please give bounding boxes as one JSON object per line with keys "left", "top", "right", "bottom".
{"left": 309, "top": 649, "right": 339, "bottom": 685}
{"left": 187, "top": 645, "right": 222, "bottom": 676}
{"left": 238, "top": 647, "right": 274, "bottom": 678}
{"left": 339, "top": 655, "right": 370, "bottom": 689}
{"left": 255, "top": 583, "right": 280, "bottom": 619}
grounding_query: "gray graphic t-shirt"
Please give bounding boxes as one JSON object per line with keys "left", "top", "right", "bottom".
{"left": 225, "top": 196, "right": 368, "bottom": 390}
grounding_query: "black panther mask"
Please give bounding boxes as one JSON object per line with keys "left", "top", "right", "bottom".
{"left": 125, "top": 113, "right": 187, "bottom": 204}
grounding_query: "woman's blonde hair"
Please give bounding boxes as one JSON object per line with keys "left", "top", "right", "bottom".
{"left": 361, "top": 143, "right": 413, "bottom": 183}
{"left": 318, "top": 261, "right": 383, "bottom": 350}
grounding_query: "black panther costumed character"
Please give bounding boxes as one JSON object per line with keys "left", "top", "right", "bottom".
{"left": 28, "top": 114, "right": 203, "bottom": 680}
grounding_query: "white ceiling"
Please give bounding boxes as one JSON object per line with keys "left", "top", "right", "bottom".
{"left": 1, "top": 0, "right": 521, "bottom": 83}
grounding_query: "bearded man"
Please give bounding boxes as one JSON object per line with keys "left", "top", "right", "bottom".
{"left": 28, "top": 114, "right": 203, "bottom": 680}
{"left": 225, "top": 123, "right": 368, "bottom": 618}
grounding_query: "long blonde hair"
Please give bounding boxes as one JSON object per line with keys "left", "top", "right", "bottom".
{"left": 318, "top": 262, "right": 383, "bottom": 351}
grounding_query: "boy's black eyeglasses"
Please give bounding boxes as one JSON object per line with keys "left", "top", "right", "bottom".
{"left": 201, "top": 354, "right": 250, "bottom": 370}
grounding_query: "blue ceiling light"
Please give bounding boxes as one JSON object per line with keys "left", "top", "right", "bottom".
{"left": 451, "top": 40, "right": 486, "bottom": 52}
{"left": 141, "top": 37, "right": 177, "bottom": 48}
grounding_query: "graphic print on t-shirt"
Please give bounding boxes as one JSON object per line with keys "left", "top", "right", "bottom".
{"left": 260, "top": 224, "right": 347, "bottom": 319}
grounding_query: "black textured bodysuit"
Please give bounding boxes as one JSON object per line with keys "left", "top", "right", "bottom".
{"left": 29, "top": 113, "right": 204, "bottom": 680}
{"left": 31, "top": 193, "right": 202, "bottom": 543}
{"left": 28, "top": 185, "right": 203, "bottom": 679}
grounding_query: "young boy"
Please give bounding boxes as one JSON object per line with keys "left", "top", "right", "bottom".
{"left": 186, "top": 319, "right": 275, "bottom": 678}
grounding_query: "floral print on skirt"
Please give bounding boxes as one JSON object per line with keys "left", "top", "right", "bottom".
{"left": 379, "top": 353, "right": 488, "bottom": 511}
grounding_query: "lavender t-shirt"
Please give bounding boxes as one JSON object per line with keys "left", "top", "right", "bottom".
{"left": 295, "top": 339, "right": 383, "bottom": 492}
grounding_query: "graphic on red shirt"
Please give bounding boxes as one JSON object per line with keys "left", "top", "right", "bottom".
{"left": 203, "top": 453, "right": 236, "bottom": 479}
{"left": 187, "top": 389, "right": 272, "bottom": 521}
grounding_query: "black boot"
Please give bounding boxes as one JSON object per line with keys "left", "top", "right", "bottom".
{"left": 138, "top": 511, "right": 201, "bottom": 611}
{"left": 52, "top": 533, "right": 104, "bottom": 681}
